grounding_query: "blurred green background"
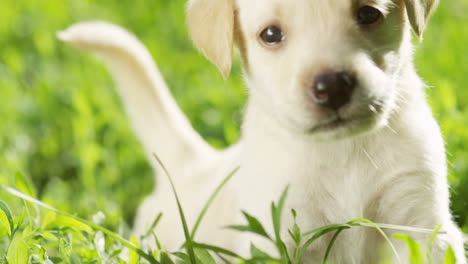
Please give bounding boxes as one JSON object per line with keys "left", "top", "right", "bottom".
{"left": 0, "top": 0, "right": 466, "bottom": 235}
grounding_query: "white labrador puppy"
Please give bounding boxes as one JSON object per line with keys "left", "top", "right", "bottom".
{"left": 59, "top": 0, "right": 466, "bottom": 262}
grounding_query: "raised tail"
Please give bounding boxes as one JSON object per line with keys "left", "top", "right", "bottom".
{"left": 58, "top": 21, "right": 217, "bottom": 174}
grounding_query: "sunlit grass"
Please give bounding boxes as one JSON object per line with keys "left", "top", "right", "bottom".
{"left": 2, "top": 171, "right": 464, "bottom": 263}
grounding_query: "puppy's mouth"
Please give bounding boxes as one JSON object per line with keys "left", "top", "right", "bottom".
{"left": 312, "top": 117, "right": 345, "bottom": 131}
{"left": 308, "top": 114, "right": 375, "bottom": 135}
{"left": 309, "top": 116, "right": 351, "bottom": 133}
{"left": 306, "top": 97, "right": 387, "bottom": 137}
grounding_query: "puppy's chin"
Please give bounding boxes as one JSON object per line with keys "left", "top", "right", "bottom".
{"left": 303, "top": 93, "right": 396, "bottom": 141}
{"left": 279, "top": 110, "right": 389, "bottom": 142}
{"left": 307, "top": 114, "right": 383, "bottom": 141}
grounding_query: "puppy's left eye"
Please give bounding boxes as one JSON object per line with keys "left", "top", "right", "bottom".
{"left": 356, "top": 6, "right": 383, "bottom": 25}
{"left": 260, "top": 26, "right": 285, "bottom": 46}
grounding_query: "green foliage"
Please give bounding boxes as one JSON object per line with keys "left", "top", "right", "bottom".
{"left": 416, "top": 0, "right": 468, "bottom": 231}
{"left": 0, "top": 0, "right": 247, "bottom": 231}
{"left": 395, "top": 234, "right": 424, "bottom": 264}
{"left": 2, "top": 184, "right": 465, "bottom": 263}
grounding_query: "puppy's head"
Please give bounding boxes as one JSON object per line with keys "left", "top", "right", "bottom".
{"left": 187, "top": 0, "right": 438, "bottom": 139}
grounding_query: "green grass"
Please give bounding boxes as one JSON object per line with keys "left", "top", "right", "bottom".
{"left": 0, "top": 0, "right": 467, "bottom": 263}
{"left": 417, "top": 0, "right": 468, "bottom": 232}
{"left": 1, "top": 178, "right": 463, "bottom": 264}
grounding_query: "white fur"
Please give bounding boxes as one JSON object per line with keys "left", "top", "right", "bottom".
{"left": 59, "top": 0, "right": 466, "bottom": 262}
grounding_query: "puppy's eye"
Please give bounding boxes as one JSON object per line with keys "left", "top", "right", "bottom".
{"left": 356, "top": 6, "right": 382, "bottom": 25}
{"left": 260, "top": 26, "right": 285, "bottom": 46}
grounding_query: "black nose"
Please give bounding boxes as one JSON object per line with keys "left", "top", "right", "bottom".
{"left": 311, "top": 71, "right": 356, "bottom": 110}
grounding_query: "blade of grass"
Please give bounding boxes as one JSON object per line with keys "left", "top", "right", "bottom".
{"left": 303, "top": 221, "right": 435, "bottom": 237}
{"left": 349, "top": 222, "right": 436, "bottom": 234}
{"left": 152, "top": 231, "right": 163, "bottom": 251}
{"left": 272, "top": 186, "right": 289, "bottom": 238}
{"left": 288, "top": 209, "right": 302, "bottom": 262}
{"left": 394, "top": 233, "right": 424, "bottom": 264}
{"left": 443, "top": 247, "right": 456, "bottom": 264}
{"left": 302, "top": 223, "right": 352, "bottom": 238}
{"left": 348, "top": 218, "right": 401, "bottom": 264}
{"left": 194, "top": 248, "right": 216, "bottom": 264}
{"left": 15, "top": 172, "right": 40, "bottom": 227}
{"left": 172, "top": 251, "right": 190, "bottom": 262}
{"left": 3, "top": 186, "right": 160, "bottom": 264}
{"left": 152, "top": 153, "right": 196, "bottom": 264}
{"left": 191, "top": 167, "right": 239, "bottom": 240}
{"left": 426, "top": 224, "right": 442, "bottom": 264}
{"left": 6, "top": 234, "right": 29, "bottom": 264}
{"left": 215, "top": 252, "right": 232, "bottom": 264}
{"left": 160, "top": 251, "right": 175, "bottom": 264}
{"left": 296, "top": 225, "right": 351, "bottom": 263}
{"left": 144, "top": 213, "right": 164, "bottom": 251}
{"left": 271, "top": 186, "right": 290, "bottom": 263}
{"left": 250, "top": 243, "right": 275, "bottom": 261}
{"left": 191, "top": 242, "right": 244, "bottom": 260}
{"left": 0, "top": 200, "right": 15, "bottom": 238}
{"left": 145, "top": 212, "right": 163, "bottom": 238}
{"left": 228, "top": 211, "right": 272, "bottom": 240}
{"left": 322, "top": 227, "right": 347, "bottom": 264}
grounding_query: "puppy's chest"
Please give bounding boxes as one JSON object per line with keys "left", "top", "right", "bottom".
{"left": 236, "top": 147, "right": 387, "bottom": 261}
{"left": 238, "top": 144, "right": 387, "bottom": 225}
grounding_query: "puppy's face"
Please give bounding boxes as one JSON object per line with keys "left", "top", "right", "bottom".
{"left": 236, "top": 0, "right": 409, "bottom": 139}
{"left": 187, "top": 0, "right": 438, "bottom": 139}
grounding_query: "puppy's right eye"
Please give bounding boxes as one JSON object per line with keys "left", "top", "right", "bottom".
{"left": 260, "top": 26, "right": 285, "bottom": 46}
{"left": 356, "top": 6, "right": 382, "bottom": 25}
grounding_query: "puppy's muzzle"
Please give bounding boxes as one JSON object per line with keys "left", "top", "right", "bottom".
{"left": 310, "top": 71, "right": 356, "bottom": 110}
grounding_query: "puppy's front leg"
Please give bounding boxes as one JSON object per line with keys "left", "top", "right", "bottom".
{"left": 375, "top": 172, "right": 466, "bottom": 264}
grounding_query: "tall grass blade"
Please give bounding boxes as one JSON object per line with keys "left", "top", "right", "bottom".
{"left": 271, "top": 186, "right": 290, "bottom": 263}
{"left": 322, "top": 227, "right": 347, "bottom": 264}
{"left": 348, "top": 218, "right": 401, "bottom": 264}
{"left": 289, "top": 209, "right": 301, "bottom": 245}
{"left": 395, "top": 233, "right": 424, "bottom": 264}
{"left": 426, "top": 224, "right": 442, "bottom": 264}
{"left": 250, "top": 243, "right": 276, "bottom": 262}
{"left": 443, "top": 247, "right": 456, "bottom": 264}
{"left": 272, "top": 186, "right": 289, "bottom": 239}
{"left": 129, "top": 235, "right": 141, "bottom": 264}
{"left": 3, "top": 186, "right": 160, "bottom": 264}
{"left": 228, "top": 211, "right": 272, "bottom": 240}
{"left": 288, "top": 209, "right": 302, "bottom": 262}
{"left": 152, "top": 231, "right": 163, "bottom": 251}
{"left": 14, "top": 172, "right": 37, "bottom": 198}
{"left": 191, "top": 242, "right": 243, "bottom": 260}
{"left": 194, "top": 248, "right": 216, "bottom": 264}
{"left": 302, "top": 224, "right": 351, "bottom": 238}
{"left": 349, "top": 222, "right": 436, "bottom": 234}
{"left": 152, "top": 153, "right": 196, "bottom": 264}
{"left": 160, "top": 252, "right": 176, "bottom": 264}
{"left": 191, "top": 167, "right": 239, "bottom": 240}
{"left": 6, "top": 235, "right": 29, "bottom": 264}
{"left": 296, "top": 224, "right": 351, "bottom": 263}
{"left": 172, "top": 251, "right": 190, "bottom": 263}
{"left": 145, "top": 212, "right": 163, "bottom": 237}
{"left": 0, "top": 200, "right": 15, "bottom": 237}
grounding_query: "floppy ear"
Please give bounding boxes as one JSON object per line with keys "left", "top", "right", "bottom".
{"left": 187, "top": 0, "right": 235, "bottom": 79}
{"left": 403, "top": 0, "right": 439, "bottom": 38}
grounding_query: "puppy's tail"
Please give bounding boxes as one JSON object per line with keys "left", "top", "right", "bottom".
{"left": 58, "top": 21, "right": 217, "bottom": 174}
